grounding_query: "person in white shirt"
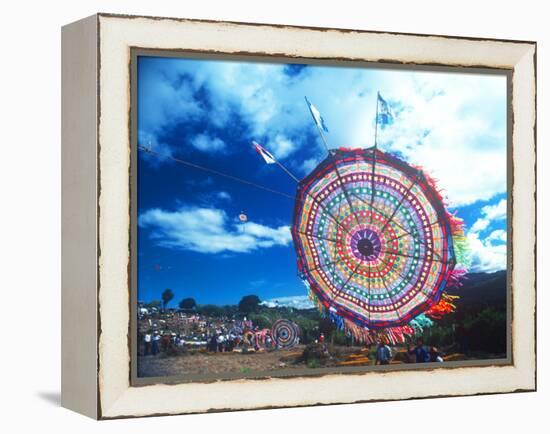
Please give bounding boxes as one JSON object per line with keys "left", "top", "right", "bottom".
{"left": 430, "top": 346, "right": 444, "bottom": 363}
{"left": 216, "top": 334, "right": 225, "bottom": 352}
{"left": 144, "top": 332, "right": 152, "bottom": 355}
{"left": 152, "top": 331, "right": 161, "bottom": 355}
{"left": 143, "top": 332, "right": 152, "bottom": 355}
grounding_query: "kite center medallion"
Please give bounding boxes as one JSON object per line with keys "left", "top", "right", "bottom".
{"left": 353, "top": 229, "right": 381, "bottom": 261}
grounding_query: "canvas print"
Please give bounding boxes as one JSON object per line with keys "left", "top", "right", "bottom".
{"left": 134, "top": 54, "right": 508, "bottom": 380}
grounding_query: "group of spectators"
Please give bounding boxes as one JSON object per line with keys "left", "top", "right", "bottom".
{"left": 142, "top": 331, "right": 192, "bottom": 356}
{"left": 142, "top": 331, "right": 161, "bottom": 356}
{"left": 375, "top": 338, "right": 444, "bottom": 365}
{"left": 207, "top": 332, "right": 238, "bottom": 353}
{"left": 206, "top": 329, "right": 277, "bottom": 353}
{"left": 141, "top": 326, "right": 280, "bottom": 356}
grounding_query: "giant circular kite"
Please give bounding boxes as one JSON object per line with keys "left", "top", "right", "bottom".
{"left": 292, "top": 147, "right": 466, "bottom": 343}
{"left": 271, "top": 319, "right": 300, "bottom": 348}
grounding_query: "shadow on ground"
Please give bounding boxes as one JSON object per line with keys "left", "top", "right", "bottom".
{"left": 37, "top": 391, "right": 61, "bottom": 407}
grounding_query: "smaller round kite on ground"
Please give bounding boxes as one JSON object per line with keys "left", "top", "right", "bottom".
{"left": 271, "top": 319, "right": 300, "bottom": 349}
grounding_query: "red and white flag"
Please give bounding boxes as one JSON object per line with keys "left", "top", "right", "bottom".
{"left": 252, "top": 141, "right": 276, "bottom": 165}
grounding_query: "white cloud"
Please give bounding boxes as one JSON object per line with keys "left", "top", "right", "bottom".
{"left": 467, "top": 199, "right": 507, "bottom": 272}
{"left": 261, "top": 295, "right": 314, "bottom": 310}
{"left": 299, "top": 155, "right": 324, "bottom": 175}
{"left": 139, "top": 206, "right": 292, "bottom": 254}
{"left": 467, "top": 232, "right": 507, "bottom": 273}
{"left": 267, "top": 134, "right": 297, "bottom": 159}
{"left": 191, "top": 133, "right": 226, "bottom": 152}
{"left": 470, "top": 199, "right": 507, "bottom": 234}
{"left": 376, "top": 73, "right": 507, "bottom": 207}
{"left": 469, "top": 199, "right": 507, "bottom": 236}
{"left": 216, "top": 191, "right": 231, "bottom": 201}
{"left": 487, "top": 229, "right": 507, "bottom": 243}
{"left": 481, "top": 199, "right": 507, "bottom": 221}
{"left": 138, "top": 59, "right": 204, "bottom": 140}
{"left": 139, "top": 58, "right": 507, "bottom": 206}
{"left": 470, "top": 218, "right": 490, "bottom": 234}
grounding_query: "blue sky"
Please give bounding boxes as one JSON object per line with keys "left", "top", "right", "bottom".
{"left": 137, "top": 55, "right": 507, "bottom": 307}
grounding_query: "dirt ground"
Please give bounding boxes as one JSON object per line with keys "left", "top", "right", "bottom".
{"left": 138, "top": 346, "right": 312, "bottom": 378}
{"left": 137, "top": 345, "right": 474, "bottom": 378}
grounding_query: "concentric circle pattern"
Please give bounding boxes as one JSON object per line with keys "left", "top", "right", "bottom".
{"left": 271, "top": 319, "right": 300, "bottom": 348}
{"left": 292, "top": 148, "right": 457, "bottom": 329}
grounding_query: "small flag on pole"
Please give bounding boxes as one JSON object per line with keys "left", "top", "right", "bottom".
{"left": 252, "top": 141, "right": 276, "bottom": 164}
{"left": 377, "top": 93, "right": 394, "bottom": 126}
{"left": 305, "top": 96, "right": 329, "bottom": 133}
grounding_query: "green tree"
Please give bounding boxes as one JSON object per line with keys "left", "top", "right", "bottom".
{"left": 179, "top": 297, "right": 197, "bottom": 310}
{"left": 464, "top": 307, "right": 506, "bottom": 353}
{"left": 238, "top": 295, "right": 261, "bottom": 314}
{"left": 249, "top": 313, "right": 271, "bottom": 329}
{"left": 293, "top": 316, "right": 318, "bottom": 344}
{"left": 197, "top": 304, "right": 225, "bottom": 317}
{"left": 161, "top": 288, "right": 174, "bottom": 309}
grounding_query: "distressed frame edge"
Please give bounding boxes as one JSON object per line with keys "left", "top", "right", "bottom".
{"left": 94, "top": 14, "right": 537, "bottom": 419}
{"left": 95, "top": 11, "right": 537, "bottom": 46}
{"left": 61, "top": 13, "right": 100, "bottom": 419}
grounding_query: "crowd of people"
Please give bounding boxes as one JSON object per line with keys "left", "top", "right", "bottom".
{"left": 141, "top": 330, "right": 190, "bottom": 356}
{"left": 206, "top": 328, "right": 277, "bottom": 353}
{"left": 140, "top": 327, "right": 285, "bottom": 356}
{"left": 139, "top": 308, "right": 447, "bottom": 365}
{"left": 375, "top": 338, "right": 444, "bottom": 365}
{"left": 138, "top": 311, "right": 288, "bottom": 356}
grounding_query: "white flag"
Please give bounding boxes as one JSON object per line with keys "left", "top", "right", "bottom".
{"left": 252, "top": 141, "right": 276, "bottom": 164}
{"left": 305, "top": 96, "right": 329, "bottom": 132}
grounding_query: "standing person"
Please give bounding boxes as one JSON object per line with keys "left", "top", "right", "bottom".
{"left": 144, "top": 331, "right": 152, "bottom": 356}
{"left": 226, "top": 335, "right": 234, "bottom": 352}
{"left": 375, "top": 341, "right": 392, "bottom": 365}
{"left": 152, "top": 331, "right": 160, "bottom": 356}
{"left": 161, "top": 333, "right": 171, "bottom": 352}
{"left": 408, "top": 338, "right": 430, "bottom": 363}
{"left": 209, "top": 334, "right": 217, "bottom": 353}
{"left": 319, "top": 333, "right": 325, "bottom": 344}
{"left": 216, "top": 334, "right": 225, "bottom": 353}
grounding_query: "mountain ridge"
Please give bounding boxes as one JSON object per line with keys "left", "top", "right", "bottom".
{"left": 447, "top": 270, "right": 507, "bottom": 307}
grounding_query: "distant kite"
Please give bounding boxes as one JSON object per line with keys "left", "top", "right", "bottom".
{"left": 272, "top": 319, "right": 300, "bottom": 348}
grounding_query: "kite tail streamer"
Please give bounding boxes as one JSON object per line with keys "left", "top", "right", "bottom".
{"left": 449, "top": 213, "right": 466, "bottom": 237}
{"left": 448, "top": 267, "right": 467, "bottom": 289}
{"left": 338, "top": 317, "right": 416, "bottom": 345}
{"left": 416, "top": 166, "right": 470, "bottom": 269}
{"left": 425, "top": 294, "right": 458, "bottom": 319}
{"left": 448, "top": 213, "right": 470, "bottom": 270}
{"left": 302, "top": 279, "right": 325, "bottom": 314}
{"left": 414, "top": 165, "right": 470, "bottom": 270}
{"left": 412, "top": 164, "right": 448, "bottom": 204}
{"left": 409, "top": 313, "right": 434, "bottom": 334}
{"left": 328, "top": 308, "right": 345, "bottom": 331}
{"left": 381, "top": 326, "right": 415, "bottom": 345}
{"left": 343, "top": 318, "right": 373, "bottom": 343}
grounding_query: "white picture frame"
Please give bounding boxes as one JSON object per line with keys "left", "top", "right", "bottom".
{"left": 61, "top": 13, "right": 536, "bottom": 419}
